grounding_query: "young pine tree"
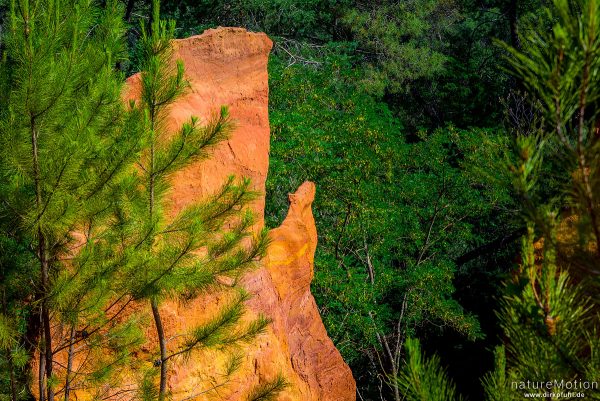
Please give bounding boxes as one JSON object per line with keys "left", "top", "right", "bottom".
{"left": 123, "top": 1, "right": 272, "bottom": 399}
{"left": 483, "top": 0, "right": 600, "bottom": 397}
{"left": 499, "top": 0, "right": 600, "bottom": 268}
{"left": 0, "top": 1, "right": 143, "bottom": 399}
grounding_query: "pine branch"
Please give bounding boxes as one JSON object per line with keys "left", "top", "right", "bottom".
{"left": 244, "top": 374, "right": 289, "bottom": 401}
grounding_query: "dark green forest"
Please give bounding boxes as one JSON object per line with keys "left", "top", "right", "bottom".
{"left": 1, "top": 0, "right": 600, "bottom": 400}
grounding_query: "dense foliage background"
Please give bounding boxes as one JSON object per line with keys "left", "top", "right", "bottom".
{"left": 141, "top": 0, "right": 531, "bottom": 398}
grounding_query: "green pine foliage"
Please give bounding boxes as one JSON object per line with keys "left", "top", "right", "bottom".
{"left": 484, "top": 226, "right": 600, "bottom": 399}
{"left": 0, "top": 236, "right": 35, "bottom": 399}
{"left": 501, "top": 0, "right": 600, "bottom": 268}
{"left": 244, "top": 374, "right": 288, "bottom": 401}
{"left": 481, "top": 346, "right": 515, "bottom": 401}
{"left": 482, "top": 0, "right": 600, "bottom": 399}
{"left": 122, "top": 1, "right": 271, "bottom": 399}
{"left": 401, "top": 1, "right": 600, "bottom": 399}
{"left": 395, "top": 338, "right": 464, "bottom": 401}
{"left": 0, "top": 0, "right": 144, "bottom": 398}
{"left": 0, "top": 1, "right": 274, "bottom": 398}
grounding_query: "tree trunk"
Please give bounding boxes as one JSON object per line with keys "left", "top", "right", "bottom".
{"left": 508, "top": 0, "right": 520, "bottom": 50}
{"left": 151, "top": 299, "right": 168, "bottom": 401}
{"left": 125, "top": 0, "right": 136, "bottom": 22}
{"left": 454, "top": 228, "right": 526, "bottom": 266}
{"left": 392, "top": 366, "right": 401, "bottom": 401}
{"left": 41, "top": 237, "right": 53, "bottom": 401}
{"left": 38, "top": 349, "right": 45, "bottom": 401}
{"left": 32, "top": 119, "right": 54, "bottom": 401}
{"left": 64, "top": 326, "right": 76, "bottom": 401}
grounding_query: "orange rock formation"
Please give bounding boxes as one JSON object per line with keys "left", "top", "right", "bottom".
{"left": 38, "top": 28, "right": 356, "bottom": 400}
{"left": 127, "top": 26, "right": 356, "bottom": 401}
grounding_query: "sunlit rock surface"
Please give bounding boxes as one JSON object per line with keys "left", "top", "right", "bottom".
{"left": 36, "top": 27, "right": 356, "bottom": 401}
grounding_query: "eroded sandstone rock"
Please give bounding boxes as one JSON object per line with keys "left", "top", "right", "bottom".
{"left": 37, "top": 28, "right": 355, "bottom": 400}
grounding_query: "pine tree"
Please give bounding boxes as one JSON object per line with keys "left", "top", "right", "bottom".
{"left": 0, "top": 0, "right": 287, "bottom": 398}
{"left": 482, "top": 0, "right": 600, "bottom": 398}
{"left": 123, "top": 1, "right": 272, "bottom": 398}
{"left": 0, "top": 1, "right": 143, "bottom": 399}
{"left": 499, "top": 0, "right": 600, "bottom": 268}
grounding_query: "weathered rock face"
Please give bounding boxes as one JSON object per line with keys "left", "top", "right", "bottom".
{"left": 124, "top": 28, "right": 272, "bottom": 224}
{"left": 126, "top": 27, "right": 356, "bottom": 401}
{"left": 39, "top": 28, "right": 355, "bottom": 400}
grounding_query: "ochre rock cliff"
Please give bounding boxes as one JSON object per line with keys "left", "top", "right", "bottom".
{"left": 38, "top": 28, "right": 355, "bottom": 400}
{"left": 126, "top": 27, "right": 356, "bottom": 401}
